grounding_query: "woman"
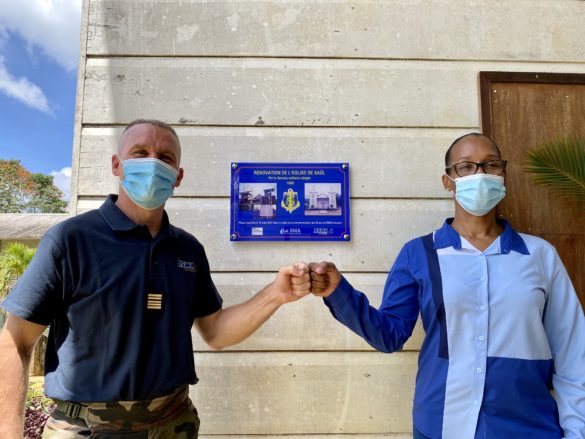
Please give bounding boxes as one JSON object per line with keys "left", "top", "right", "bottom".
{"left": 309, "top": 133, "right": 585, "bottom": 439}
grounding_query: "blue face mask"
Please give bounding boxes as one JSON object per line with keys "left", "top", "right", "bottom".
{"left": 120, "top": 158, "right": 178, "bottom": 210}
{"left": 449, "top": 173, "right": 506, "bottom": 216}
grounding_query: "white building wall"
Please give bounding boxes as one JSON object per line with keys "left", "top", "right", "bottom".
{"left": 73, "top": 1, "right": 585, "bottom": 436}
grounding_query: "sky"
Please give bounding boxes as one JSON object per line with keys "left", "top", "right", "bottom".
{"left": 0, "top": 0, "right": 82, "bottom": 201}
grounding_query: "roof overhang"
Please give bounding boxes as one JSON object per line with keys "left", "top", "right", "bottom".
{"left": 0, "top": 214, "right": 71, "bottom": 240}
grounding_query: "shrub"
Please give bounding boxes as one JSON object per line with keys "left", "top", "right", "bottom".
{"left": 0, "top": 242, "right": 36, "bottom": 301}
{"left": 25, "top": 381, "right": 55, "bottom": 439}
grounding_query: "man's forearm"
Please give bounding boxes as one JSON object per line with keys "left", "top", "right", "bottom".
{"left": 198, "top": 283, "right": 283, "bottom": 350}
{"left": 195, "top": 263, "right": 310, "bottom": 350}
{"left": 0, "top": 328, "right": 32, "bottom": 438}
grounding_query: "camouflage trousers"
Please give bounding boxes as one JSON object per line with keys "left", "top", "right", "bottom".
{"left": 42, "top": 386, "right": 199, "bottom": 438}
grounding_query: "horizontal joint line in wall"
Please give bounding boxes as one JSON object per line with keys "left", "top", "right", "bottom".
{"left": 171, "top": 196, "right": 450, "bottom": 201}
{"left": 81, "top": 123, "right": 477, "bottom": 130}
{"left": 196, "top": 434, "right": 401, "bottom": 437}
{"left": 78, "top": 195, "right": 450, "bottom": 201}
{"left": 193, "top": 350, "right": 418, "bottom": 354}
{"left": 210, "top": 270, "right": 389, "bottom": 274}
{"left": 84, "top": 54, "right": 585, "bottom": 65}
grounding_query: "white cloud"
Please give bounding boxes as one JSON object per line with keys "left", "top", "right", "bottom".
{"left": 0, "top": 0, "right": 81, "bottom": 114}
{"left": 0, "top": 56, "right": 53, "bottom": 115}
{"left": 50, "top": 166, "right": 71, "bottom": 201}
{"left": 0, "top": 0, "right": 82, "bottom": 71}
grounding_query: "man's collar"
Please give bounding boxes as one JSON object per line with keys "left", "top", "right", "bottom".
{"left": 99, "top": 194, "right": 176, "bottom": 238}
{"left": 433, "top": 218, "right": 529, "bottom": 255}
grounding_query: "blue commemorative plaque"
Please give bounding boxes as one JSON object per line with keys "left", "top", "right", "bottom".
{"left": 230, "top": 163, "right": 350, "bottom": 241}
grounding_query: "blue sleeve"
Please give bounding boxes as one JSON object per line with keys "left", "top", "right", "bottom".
{"left": 542, "top": 249, "right": 585, "bottom": 438}
{"left": 1, "top": 231, "right": 66, "bottom": 326}
{"left": 324, "top": 244, "right": 420, "bottom": 353}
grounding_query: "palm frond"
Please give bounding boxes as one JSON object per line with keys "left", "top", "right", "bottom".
{"left": 0, "top": 242, "right": 36, "bottom": 299}
{"left": 524, "top": 136, "right": 585, "bottom": 207}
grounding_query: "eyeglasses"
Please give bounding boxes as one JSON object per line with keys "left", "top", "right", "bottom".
{"left": 445, "top": 159, "right": 507, "bottom": 177}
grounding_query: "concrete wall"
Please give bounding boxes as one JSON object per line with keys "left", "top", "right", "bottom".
{"left": 75, "top": 1, "right": 585, "bottom": 436}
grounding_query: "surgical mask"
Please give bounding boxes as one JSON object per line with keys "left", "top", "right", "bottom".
{"left": 120, "top": 158, "right": 178, "bottom": 210}
{"left": 449, "top": 173, "right": 506, "bottom": 216}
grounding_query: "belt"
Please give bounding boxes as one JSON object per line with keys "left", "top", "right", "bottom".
{"left": 54, "top": 400, "right": 88, "bottom": 419}
{"left": 51, "top": 386, "right": 190, "bottom": 429}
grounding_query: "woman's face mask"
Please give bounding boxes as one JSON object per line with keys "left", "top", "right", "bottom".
{"left": 119, "top": 157, "right": 179, "bottom": 210}
{"left": 448, "top": 173, "right": 506, "bottom": 216}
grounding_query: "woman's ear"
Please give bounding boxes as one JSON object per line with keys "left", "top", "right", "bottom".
{"left": 442, "top": 173, "right": 454, "bottom": 192}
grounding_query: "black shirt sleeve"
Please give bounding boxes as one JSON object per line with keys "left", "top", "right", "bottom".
{"left": 191, "top": 244, "right": 223, "bottom": 319}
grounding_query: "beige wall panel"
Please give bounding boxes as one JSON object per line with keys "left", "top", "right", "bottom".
{"left": 192, "top": 273, "right": 424, "bottom": 352}
{"left": 79, "top": 126, "right": 466, "bottom": 198}
{"left": 76, "top": 197, "right": 453, "bottom": 272}
{"left": 87, "top": 0, "right": 585, "bottom": 62}
{"left": 190, "top": 351, "right": 416, "bottom": 434}
{"left": 82, "top": 58, "right": 585, "bottom": 127}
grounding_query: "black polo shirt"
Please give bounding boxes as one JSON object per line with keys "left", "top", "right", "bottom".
{"left": 2, "top": 195, "right": 223, "bottom": 402}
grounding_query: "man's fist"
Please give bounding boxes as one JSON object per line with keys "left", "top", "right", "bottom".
{"left": 273, "top": 262, "right": 311, "bottom": 303}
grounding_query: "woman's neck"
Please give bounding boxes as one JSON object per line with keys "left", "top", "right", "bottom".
{"left": 451, "top": 209, "right": 503, "bottom": 251}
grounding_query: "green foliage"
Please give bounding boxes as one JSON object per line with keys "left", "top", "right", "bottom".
{"left": 0, "top": 159, "right": 67, "bottom": 213}
{"left": 26, "top": 381, "right": 54, "bottom": 412}
{"left": 0, "top": 242, "right": 36, "bottom": 300}
{"left": 524, "top": 136, "right": 585, "bottom": 207}
{"left": 27, "top": 173, "right": 68, "bottom": 213}
{"left": 0, "top": 160, "right": 30, "bottom": 213}
{"left": 25, "top": 381, "right": 55, "bottom": 438}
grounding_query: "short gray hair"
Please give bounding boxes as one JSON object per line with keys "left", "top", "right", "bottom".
{"left": 118, "top": 119, "right": 181, "bottom": 157}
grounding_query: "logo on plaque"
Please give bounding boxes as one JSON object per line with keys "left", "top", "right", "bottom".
{"left": 281, "top": 188, "right": 300, "bottom": 213}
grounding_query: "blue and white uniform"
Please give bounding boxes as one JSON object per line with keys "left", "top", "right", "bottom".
{"left": 325, "top": 219, "right": 585, "bottom": 438}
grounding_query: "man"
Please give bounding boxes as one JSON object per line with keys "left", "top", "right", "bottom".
{"left": 0, "top": 119, "right": 311, "bottom": 438}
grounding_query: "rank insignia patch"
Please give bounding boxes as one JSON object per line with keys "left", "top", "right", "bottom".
{"left": 147, "top": 293, "right": 163, "bottom": 310}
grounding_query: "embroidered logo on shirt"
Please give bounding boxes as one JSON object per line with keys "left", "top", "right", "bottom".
{"left": 147, "top": 293, "right": 163, "bottom": 310}
{"left": 177, "top": 259, "right": 196, "bottom": 273}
